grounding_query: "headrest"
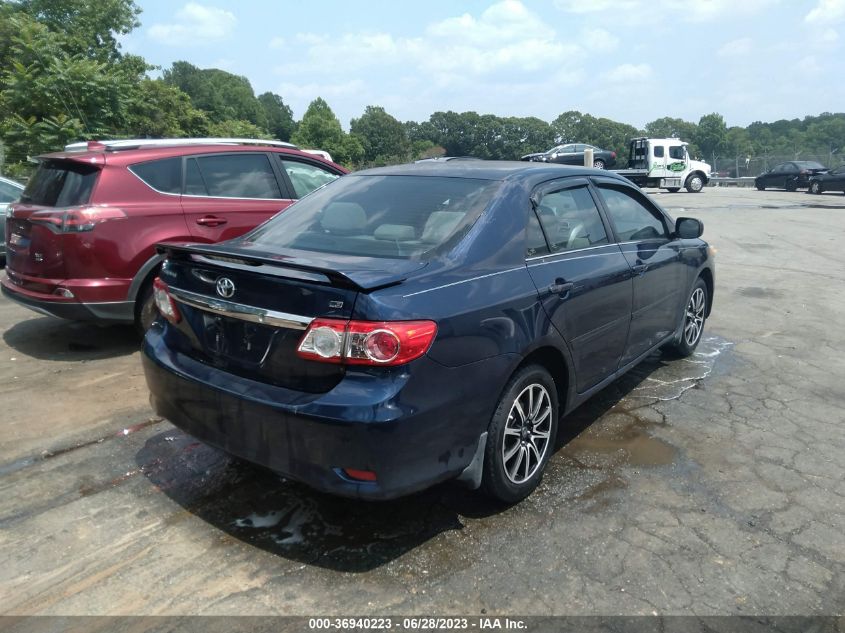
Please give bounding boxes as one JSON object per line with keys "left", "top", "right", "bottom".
{"left": 421, "top": 211, "right": 464, "bottom": 243}
{"left": 374, "top": 224, "right": 416, "bottom": 241}
{"left": 321, "top": 202, "right": 366, "bottom": 233}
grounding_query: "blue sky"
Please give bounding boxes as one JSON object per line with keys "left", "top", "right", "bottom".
{"left": 121, "top": 0, "right": 844, "bottom": 129}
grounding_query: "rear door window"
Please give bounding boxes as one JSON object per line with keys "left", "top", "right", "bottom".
{"left": 536, "top": 186, "right": 609, "bottom": 252}
{"left": 278, "top": 159, "right": 340, "bottom": 198}
{"left": 192, "top": 154, "right": 282, "bottom": 199}
{"left": 129, "top": 157, "right": 182, "bottom": 194}
{"left": 20, "top": 160, "right": 99, "bottom": 207}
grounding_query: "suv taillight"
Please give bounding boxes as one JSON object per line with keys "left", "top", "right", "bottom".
{"left": 28, "top": 206, "right": 126, "bottom": 233}
{"left": 152, "top": 278, "right": 181, "bottom": 324}
{"left": 297, "top": 318, "right": 437, "bottom": 366}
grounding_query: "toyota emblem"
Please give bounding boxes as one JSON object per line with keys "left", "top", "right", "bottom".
{"left": 215, "top": 277, "right": 235, "bottom": 298}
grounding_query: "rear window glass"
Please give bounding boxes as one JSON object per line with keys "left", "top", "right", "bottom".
{"left": 247, "top": 175, "right": 501, "bottom": 260}
{"left": 20, "top": 160, "right": 99, "bottom": 207}
{"left": 129, "top": 157, "right": 182, "bottom": 193}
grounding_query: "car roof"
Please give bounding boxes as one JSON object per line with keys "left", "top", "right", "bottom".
{"left": 0, "top": 175, "right": 24, "bottom": 189}
{"left": 350, "top": 160, "right": 631, "bottom": 185}
{"left": 36, "top": 143, "right": 343, "bottom": 169}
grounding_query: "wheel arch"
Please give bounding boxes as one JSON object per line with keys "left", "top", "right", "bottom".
{"left": 127, "top": 253, "right": 165, "bottom": 304}
{"left": 698, "top": 267, "right": 714, "bottom": 317}
{"left": 514, "top": 345, "right": 570, "bottom": 415}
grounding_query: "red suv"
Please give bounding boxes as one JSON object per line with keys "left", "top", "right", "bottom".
{"left": 2, "top": 139, "right": 347, "bottom": 330}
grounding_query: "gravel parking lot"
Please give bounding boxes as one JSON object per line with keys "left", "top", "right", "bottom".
{"left": 1, "top": 187, "right": 844, "bottom": 616}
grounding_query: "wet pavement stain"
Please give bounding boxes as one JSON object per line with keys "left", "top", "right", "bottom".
{"left": 127, "top": 335, "right": 733, "bottom": 572}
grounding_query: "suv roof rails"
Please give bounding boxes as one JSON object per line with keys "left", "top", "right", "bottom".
{"left": 63, "top": 138, "right": 300, "bottom": 152}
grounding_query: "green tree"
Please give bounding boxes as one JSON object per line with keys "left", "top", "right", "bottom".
{"left": 694, "top": 113, "right": 728, "bottom": 164}
{"left": 257, "top": 92, "right": 295, "bottom": 141}
{"left": 6, "top": 0, "right": 141, "bottom": 63}
{"left": 291, "top": 98, "right": 363, "bottom": 166}
{"left": 351, "top": 105, "right": 410, "bottom": 165}
{"left": 124, "top": 79, "right": 208, "bottom": 138}
{"left": 163, "top": 62, "right": 266, "bottom": 127}
{"left": 206, "top": 119, "right": 271, "bottom": 139}
{"left": 644, "top": 116, "right": 698, "bottom": 142}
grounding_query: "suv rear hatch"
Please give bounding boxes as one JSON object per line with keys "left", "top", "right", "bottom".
{"left": 157, "top": 242, "right": 425, "bottom": 394}
{"left": 5, "top": 158, "right": 101, "bottom": 282}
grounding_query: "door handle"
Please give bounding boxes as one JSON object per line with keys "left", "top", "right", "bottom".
{"left": 632, "top": 263, "right": 648, "bottom": 276}
{"left": 548, "top": 279, "right": 574, "bottom": 295}
{"left": 195, "top": 216, "right": 228, "bottom": 227}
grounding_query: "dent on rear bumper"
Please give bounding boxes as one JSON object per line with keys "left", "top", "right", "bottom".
{"left": 142, "top": 326, "right": 515, "bottom": 500}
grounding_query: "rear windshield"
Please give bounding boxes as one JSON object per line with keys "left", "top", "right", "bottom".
{"left": 247, "top": 175, "right": 501, "bottom": 259}
{"left": 20, "top": 160, "right": 99, "bottom": 207}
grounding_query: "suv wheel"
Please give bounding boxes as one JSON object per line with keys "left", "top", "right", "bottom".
{"left": 481, "top": 365, "right": 558, "bottom": 503}
{"left": 809, "top": 181, "right": 822, "bottom": 195}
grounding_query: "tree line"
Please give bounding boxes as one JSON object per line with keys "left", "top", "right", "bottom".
{"left": 1, "top": 0, "right": 844, "bottom": 179}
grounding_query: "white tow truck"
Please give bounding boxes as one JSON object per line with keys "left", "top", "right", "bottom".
{"left": 613, "top": 137, "right": 711, "bottom": 193}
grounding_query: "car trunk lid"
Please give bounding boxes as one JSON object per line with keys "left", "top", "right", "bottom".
{"left": 157, "top": 242, "right": 424, "bottom": 393}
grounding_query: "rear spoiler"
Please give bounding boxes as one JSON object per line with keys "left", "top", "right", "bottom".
{"left": 156, "top": 242, "right": 416, "bottom": 292}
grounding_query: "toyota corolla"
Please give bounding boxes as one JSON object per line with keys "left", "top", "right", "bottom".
{"left": 143, "top": 161, "right": 714, "bottom": 503}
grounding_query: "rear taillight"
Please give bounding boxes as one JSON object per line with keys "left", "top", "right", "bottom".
{"left": 297, "top": 318, "right": 437, "bottom": 366}
{"left": 28, "top": 206, "right": 126, "bottom": 233}
{"left": 152, "top": 278, "right": 181, "bottom": 324}
{"left": 611, "top": 151, "right": 617, "bottom": 159}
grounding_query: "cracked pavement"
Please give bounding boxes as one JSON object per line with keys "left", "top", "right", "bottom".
{"left": 0, "top": 187, "right": 843, "bottom": 616}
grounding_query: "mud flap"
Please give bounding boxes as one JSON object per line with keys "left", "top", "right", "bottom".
{"left": 456, "top": 432, "right": 487, "bottom": 489}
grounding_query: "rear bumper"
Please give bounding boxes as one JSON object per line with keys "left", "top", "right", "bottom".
{"left": 143, "top": 325, "right": 514, "bottom": 500}
{"left": 1, "top": 277, "right": 134, "bottom": 322}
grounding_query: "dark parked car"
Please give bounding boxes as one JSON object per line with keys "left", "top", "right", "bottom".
{"left": 2, "top": 138, "right": 346, "bottom": 331}
{"left": 143, "top": 162, "right": 714, "bottom": 503}
{"left": 754, "top": 161, "right": 828, "bottom": 191}
{"left": 521, "top": 144, "right": 617, "bottom": 169}
{"left": 0, "top": 175, "right": 25, "bottom": 259}
{"left": 808, "top": 165, "right": 845, "bottom": 195}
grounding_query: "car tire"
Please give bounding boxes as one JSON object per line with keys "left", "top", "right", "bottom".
{"left": 481, "top": 364, "right": 559, "bottom": 504}
{"left": 756, "top": 182, "right": 765, "bottom": 191}
{"left": 134, "top": 279, "right": 158, "bottom": 335}
{"left": 665, "top": 278, "right": 708, "bottom": 358}
{"left": 785, "top": 179, "right": 797, "bottom": 192}
{"left": 809, "top": 181, "right": 822, "bottom": 195}
{"left": 685, "top": 173, "right": 704, "bottom": 193}
{"left": 593, "top": 159, "right": 606, "bottom": 169}
{"left": 667, "top": 187, "right": 681, "bottom": 193}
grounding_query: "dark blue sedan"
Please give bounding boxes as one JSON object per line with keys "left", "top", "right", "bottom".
{"left": 143, "top": 162, "right": 714, "bottom": 503}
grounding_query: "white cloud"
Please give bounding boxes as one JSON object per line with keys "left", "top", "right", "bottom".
{"left": 279, "top": 1, "right": 581, "bottom": 79}
{"left": 268, "top": 36, "right": 285, "bottom": 49}
{"left": 602, "top": 63, "right": 653, "bottom": 82}
{"left": 556, "top": 0, "right": 776, "bottom": 22}
{"left": 148, "top": 3, "right": 236, "bottom": 46}
{"left": 718, "top": 38, "right": 753, "bottom": 57}
{"left": 554, "top": 0, "right": 639, "bottom": 13}
{"left": 821, "top": 27, "right": 840, "bottom": 42}
{"left": 806, "top": 0, "right": 845, "bottom": 23}
{"left": 581, "top": 28, "right": 619, "bottom": 53}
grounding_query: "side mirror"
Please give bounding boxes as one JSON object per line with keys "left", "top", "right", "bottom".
{"left": 675, "top": 217, "right": 703, "bottom": 239}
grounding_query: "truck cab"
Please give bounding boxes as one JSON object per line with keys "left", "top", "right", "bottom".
{"left": 617, "top": 138, "right": 711, "bottom": 193}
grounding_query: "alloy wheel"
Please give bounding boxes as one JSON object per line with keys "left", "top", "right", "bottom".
{"left": 501, "top": 383, "right": 552, "bottom": 484}
{"left": 684, "top": 287, "right": 706, "bottom": 346}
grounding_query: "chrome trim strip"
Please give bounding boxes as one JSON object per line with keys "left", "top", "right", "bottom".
{"left": 402, "top": 267, "right": 523, "bottom": 298}
{"left": 168, "top": 286, "right": 313, "bottom": 330}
